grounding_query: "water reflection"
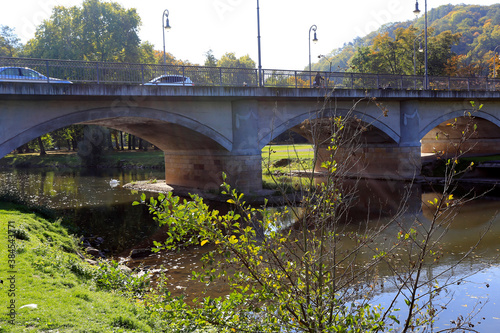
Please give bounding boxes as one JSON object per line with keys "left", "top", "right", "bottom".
{"left": 0, "top": 168, "right": 165, "bottom": 253}
{"left": 1, "top": 168, "right": 500, "bottom": 329}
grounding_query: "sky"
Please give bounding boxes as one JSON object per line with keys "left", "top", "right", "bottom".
{"left": 2, "top": 0, "right": 500, "bottom": 70}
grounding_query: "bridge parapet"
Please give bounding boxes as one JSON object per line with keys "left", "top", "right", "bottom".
{"left": 2, "top": 56, "right": 500, "bottom": 92}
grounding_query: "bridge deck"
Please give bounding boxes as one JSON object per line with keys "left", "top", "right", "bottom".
{"left": 2, "top": 83, "right": 500, "bottom": 101}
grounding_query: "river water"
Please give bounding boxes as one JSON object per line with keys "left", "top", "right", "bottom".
{"left": 1, "top": 168, "right": 500, "bottom": 331}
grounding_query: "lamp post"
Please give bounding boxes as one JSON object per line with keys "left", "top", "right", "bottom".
{"left": 494, "top": 45, "right": 500, "bottom": 79}
{"left": 413, "top": 0, "right": 428, "bottom": 89}
{"left": 309, "top": 25, "right": 318, "bottom": 87}
{"left": 318, "top": 54, "right": 332, "bottom": 72}
{"left": 318, "top": 54, "right": 331, "bottom": 87}
{"left": 257, "top": 0, "right": 262, "bottom": 87}
{"left": 162, "top": 9, "right": 171, "bottom": 67}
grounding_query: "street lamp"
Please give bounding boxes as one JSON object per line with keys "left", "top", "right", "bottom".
{"left": 318, "top": 54, "right": 331, "bottom": 88}
{"left": 494, "top": 45, "right": 500, "bottom": 79}
{"left": 162, "top": 9, "right": 171, "bottom": 67}
{"left": 309, "top": 25, "right": 318, "bottom": 87}
{"left": 257, "top": 0, "right": 262, "bottom": 87}
{"left": 413, "top": 0, "right": 428, "bottom": 89}
{"left": 318, "top": 54, "right": 332, "bottom": 72}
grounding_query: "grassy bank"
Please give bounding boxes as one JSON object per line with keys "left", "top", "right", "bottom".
{"left": 262, "top": 144, "right": 315, "bottom": 190}
{"left": 0, "top": 150, "right": 165, "bottom": 169}
{"left": 0, "top": 202, "right": 156, "bottom": 332}
{"left": 0, "top": 145, "right": 313, "bottom": 170}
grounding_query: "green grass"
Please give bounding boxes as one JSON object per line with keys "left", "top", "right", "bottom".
{"left": 0, "top": 152, "right": 81, "bottom": 168}
{"left": 261, "top": 144, "right": 316, "bottom": 192}
{"left": 262, "top": 144, "right": 314, "bottom": 160}
{"left": 0, "top": 150, "right": 165, "bottom": 169}
{"left": 262, "top": 144, "right": 314, "bottom": 173}
{"left": 0, "top": 203, "right": 156, "bottom": 332}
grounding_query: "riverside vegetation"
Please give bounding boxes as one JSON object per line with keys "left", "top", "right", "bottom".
{"left": 133, "top": 101, "right": 491, "bottom": 332}
{"left": 0, "top": 102, "right": 494, "bottom": 332}
{"left": 0, "top": 144, "right": 307, "bottom": 332}
{"left": 0, "top": 202, "right": 156, "bottom": 332}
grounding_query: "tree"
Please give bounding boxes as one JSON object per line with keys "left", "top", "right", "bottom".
{"left": 204, "top": 49, "right": 217, "bottom": 67}
{"left": 427, "top": 30, "right": 462, "bottom": 76}
{"left": 323, "top": 4, "right": 500, "bottom": 75}
{"left": 217, "top": 52, "right": 255, "bottom": 69}
{"left": 24, "top": 5, "right": 81, "bottom": 60}
{"left": 80, "top": 0, "right": 141, "bottom": 62}
{"left": 152, "top": 50, "right": 194, "bottom": 66}
{"left": 199, "top": 52, "right": 256, "bottom": 86}
{"left": 23, "top": 0, "right": 147, "bottom": 63}
{"left": 0, "top": 25, "right": 21, "bottom": 57}
{"left": 313, "top": 45, "right": 356, "bottom": 72}
{"left": 348, "top": 26, "right": 460, "bottom": 76}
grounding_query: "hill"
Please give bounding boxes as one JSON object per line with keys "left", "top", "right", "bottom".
{"left": 313, "top": 4, "right": 500, "bottom": 77}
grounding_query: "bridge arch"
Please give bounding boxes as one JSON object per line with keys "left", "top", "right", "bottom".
{"left": 259, "top": 107, "right": 399, "bottom": 149}
{"left": 419, "top": 109, "right": 500, "bottom": 141}
{"left": 420, "top": 110, "right": 500, "bottom": 156}
{"left": 1, "top": 106, "right": 232, "bottom": 157}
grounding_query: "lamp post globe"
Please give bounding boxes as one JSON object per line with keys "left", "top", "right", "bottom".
{"left": 309, "top": 25, "right": 318, "bottom": 87}
{"left": 162, "top": 9, "right": 171, "bottom": 67}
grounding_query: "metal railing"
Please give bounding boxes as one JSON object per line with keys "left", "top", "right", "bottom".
{"left": 1, "top": 56, "right": 500, "bottom": 91}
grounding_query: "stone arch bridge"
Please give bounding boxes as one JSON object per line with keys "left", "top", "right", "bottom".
{"left": 1, "top": 83, "right": 500, "bottom": 192}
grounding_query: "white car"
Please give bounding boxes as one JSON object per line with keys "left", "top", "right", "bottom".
{"left": 0, "top": 67, "right": 72, "bottom": 83}
{"left": 144, "top": 74, "right": 194, "bottom": 86}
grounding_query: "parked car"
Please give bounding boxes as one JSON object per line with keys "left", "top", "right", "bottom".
{"left": 144, "top": 74, "right": 194, "bottom": 86}
{"left": 0, "top": 67, "right": 72, "bottom": 83}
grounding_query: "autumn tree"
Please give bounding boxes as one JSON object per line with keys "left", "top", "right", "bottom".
{"left": 349, "top": 26, "right": 460, "bottom": 76}
{"left": 322, "top": 4, "right": 500, "bottom": 76}
{"left": 312, "top": 45, "right": 356, "bottom": 72}
{"left": 152, "top": 50, "right": 195, "bottom": 66}
{"left": 217, "top": 52, "right": 256, "bottom": 69}
{"left": 200, "top": 51, "right": 256, "bottom": 85}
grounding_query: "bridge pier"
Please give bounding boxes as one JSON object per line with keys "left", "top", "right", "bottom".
{"left": 164, "top": 150, "right": 262, "bottom": 193}
{"left": 163, "top": 99, "right": 264, "bottom": 193}
{"left": 315, "top": 145, "right": 421, "bottom": 179}
{"left": 313, "top": 100, "right": 423, "bottom": 179}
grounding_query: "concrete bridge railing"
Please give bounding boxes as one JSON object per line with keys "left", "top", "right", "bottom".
{"left": 2, "top": 56, "right": 500, "bottom": 91}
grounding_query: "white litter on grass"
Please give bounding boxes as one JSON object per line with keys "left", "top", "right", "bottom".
{"left": 19, "top": 304, "right": 38, "bottom": 310}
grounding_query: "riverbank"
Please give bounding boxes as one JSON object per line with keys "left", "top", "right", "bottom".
{"left": 0, "top": 150, "right": 166, "bottom": 169}
{"left": 0, "top": 202, "right": 158, "bottom": 332}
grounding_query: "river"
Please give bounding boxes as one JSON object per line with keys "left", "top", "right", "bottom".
{"left": 1, "top": 167, "right": 500, "bottom": 331}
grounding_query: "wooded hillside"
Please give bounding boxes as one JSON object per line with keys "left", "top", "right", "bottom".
{"left": 313, "top": 4, "right": 500, "bottom": 77}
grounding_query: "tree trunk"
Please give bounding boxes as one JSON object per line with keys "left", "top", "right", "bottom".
{"left": 71, "top": 139, "right": 78, "bottom": 151}
{"left": 37, "top": 137, "right": 46, "bottom": 156}
{"left": 112, "top": 131, "right": 120, "bottom": 150}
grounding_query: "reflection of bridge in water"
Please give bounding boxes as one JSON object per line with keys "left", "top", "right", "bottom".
{"left": 2, "top": 56, "right": 500, "bottom": 192}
